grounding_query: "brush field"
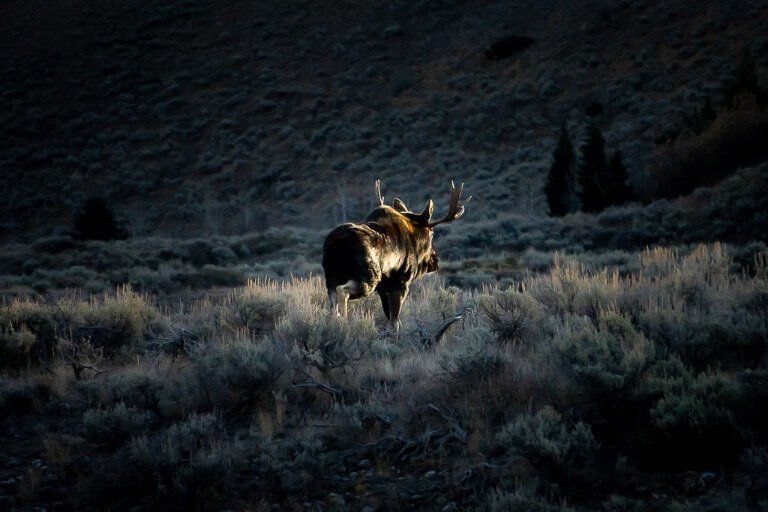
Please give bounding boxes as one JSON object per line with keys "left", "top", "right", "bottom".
{"left": 2, "top": 244, "right": 768, "bottom": 510}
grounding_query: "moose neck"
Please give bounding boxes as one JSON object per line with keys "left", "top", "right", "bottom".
{"left": 366, "top": 206, "right": 426, "bottom": 276}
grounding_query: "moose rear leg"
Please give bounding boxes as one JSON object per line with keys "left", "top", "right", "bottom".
{"left": 335, "top": 280, "right": 359, "bottom": 319}
{"left": 327, "top": 288, "right": 339, "bottom": 316}
{"left": 377, "top": 290, "right": 391, "bottom": 321}
{"left": 387, "top": 284, "right": 409, "bottom": 333}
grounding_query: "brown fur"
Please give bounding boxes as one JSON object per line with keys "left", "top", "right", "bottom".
{"left": 322, "top": 191, "right": 456, "bottom": 331}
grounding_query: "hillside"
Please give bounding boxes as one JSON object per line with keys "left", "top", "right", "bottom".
{"left": 2, "top": 0, "right": 768, "bottom": 240}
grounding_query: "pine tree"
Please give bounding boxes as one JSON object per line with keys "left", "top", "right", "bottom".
{"left": 544, "top": 125, "right": 578, "bottom": 216}
{"left": 684, "top": 97, "right": 716, "bottom": 135}
{"left": 72, "top": 196, "right": 128, "bottom": 241}
{"left": 605, "top": 151, "right": 632, "bottom": 206}
{"left": 577, "top": 123, "right": 608, "bottom": 213}
{"left": 725, "top": 50, "right": 764, "bottom": 106}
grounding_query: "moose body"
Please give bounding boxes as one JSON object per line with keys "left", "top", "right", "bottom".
{"left": 322, "top": 181, "right": 468, "bottom": 331}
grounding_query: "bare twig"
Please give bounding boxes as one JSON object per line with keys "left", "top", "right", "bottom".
{"left": 78, "top": 363, "right": 107, "bottom": 375}
{"left": 427, "top": 305, "right": 474, "bottom": 347}
{"left": 432, "top": 314, "right": 463, "bottom": 345}
{"left": 293, "top": 380, "right": 343, "bottom": 398}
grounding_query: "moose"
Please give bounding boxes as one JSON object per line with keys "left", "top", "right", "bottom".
{"left": 322, "top": 180, "right": 470, "bottom": 331}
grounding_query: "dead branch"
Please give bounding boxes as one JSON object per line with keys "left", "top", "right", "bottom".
{"left": 428, "top": 305, "right": 474, "bottom": 347}
{"left": 293, "top": 380, "right": 343, "bottom": 398}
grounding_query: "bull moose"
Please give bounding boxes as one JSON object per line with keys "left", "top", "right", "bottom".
{"left": 322, "top": 180, "right": 470, "bottom": 331}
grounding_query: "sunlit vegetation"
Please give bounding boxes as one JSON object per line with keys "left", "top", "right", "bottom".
{"left": 2, "top": 244, "right": 767, "bottom": 509}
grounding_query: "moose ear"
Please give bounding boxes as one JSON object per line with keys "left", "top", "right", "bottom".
{"left": 420, "top": 199, "right": 434, "bottom": 222}
{"left": 392, "top": 198, "right": 408, "bottom": 212}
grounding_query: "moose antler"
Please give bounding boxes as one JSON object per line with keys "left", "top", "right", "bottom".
{"left": 428, "top": 181, "right": 471, "bottom": 227}
{"left": 375, "top": 179, "right": 385, "bottom": 205}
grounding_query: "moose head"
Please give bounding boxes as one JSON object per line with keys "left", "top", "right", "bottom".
{"left": 322, "top": 180, "right": 470, "bottom": 332}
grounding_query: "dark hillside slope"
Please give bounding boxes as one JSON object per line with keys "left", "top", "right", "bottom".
{"left": 2, "top": 0, "right": 767, "bottom": 240}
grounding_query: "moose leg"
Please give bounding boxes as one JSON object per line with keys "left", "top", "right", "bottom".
{"left": 387, "top": 284, "right": 409, "bottom": 333}
{"left": 377, "top": 290, "right": 391, "bottom": 320}
{"left": 327, "top": 288, "right": 339, "bottom": 316}
{"left": 336, "top": 280, "right": 359, "bottom": 319}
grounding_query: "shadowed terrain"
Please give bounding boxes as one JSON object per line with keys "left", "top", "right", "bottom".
{"left": 2, "top": 0, "right": 767, "bottom": 239}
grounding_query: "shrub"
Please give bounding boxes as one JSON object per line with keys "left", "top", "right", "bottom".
{"left": 496, "top": 406, "right": 599, "bottom": 498}
{"left": 228, "top": 279, "right": 288, "bottom": 336}
{"left": 274, "top": 301, "right": 375, "bottom": 375}
{"left": 172, "top": 264, "right": 246, "bottom": 288}
{"left": 31, "top": 236, "right": 76, "bottom": 254}
{"left": 429, "top": 323, "right": 558, "bottom": 434}
{"left": 439, "top": 337, "right": 507, "bottom": 385}
{"left": 681, "top": 97, "right": 717, "bottom": 138}
{"left": 211, "top": 245, "right": 238, "bottom": 264}
{"left": 400, "top": 279, "right": 464, "bottom": 345}
{"left": 71, "top": 285, "right": 158, "bottom": 357}
{"left": 637, "top": 304, "right": 765, "bottom": 372}
{"left": 485, "top": 35, "right": 534, "bottom": 61}
{"left": 558, "top": 314, "right": 653, "bottom": 403}
{"left": 78, "top": 368, "right": 168, "bottom": 411}
{"left": 0, "top": 323, "right": 38, "bottom": 369}
{"left": 0, "top": 380, "right": 50, "bottom": 419}
{"left": 0, "top": 299, "right": 56, "bottom": 369}
{"left": 497, "top": 406, "right": 598, "bottom": 465}
{"left": 648, "top": 372, "right": 744, "bottom": 467}
{"left": 189, "top": 338, "right": 287, "bottom": 416}
{"left": 329, "top": 401, "right": 395, "bottom": 440}
{"left": 239, "top": 230, "right": 297, "bottom": 257}
{"left": 265, "top": 436, "right": 332, "bottom": 494}
{"left": 477, "top": 288, "right": 546, "bottom": 345}
{"left": 82, "top": 402, "right": 159, "bottom": 445}
{"left": 742, "top": 280, "right": 768, "bottom": 315}
{"left": 481, "top": 486, "right": 575, "bottom": 512}
{"left": 742, "top": 446, "right": 768, "bottom": 505}
{"left": 32, "top": 265, "right": 102, "bottom": 290}
{"left": 527, "top": 257, "right": 621, "bottom": 320}
{"left": 94, "top": 414, "right": 237, "bottom": 510}
{"left": 179, "top": 239, "right": 217, "bottom": 266}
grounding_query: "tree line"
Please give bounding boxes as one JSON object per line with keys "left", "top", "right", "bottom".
{"left": 544, "top": 123, "right": 632, "bottom": 216}
{"left": 546, "top": 50, "right": 766, "bottom": 216}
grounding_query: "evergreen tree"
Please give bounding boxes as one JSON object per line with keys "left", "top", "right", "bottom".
{"left": 72, "top": 196, "right": 128, "bottom": 241}
{"left": 684, "top": 96, "right": 716, "bottom": 135}
{"left": 544, "top": 125, "right": 578, "bottom": 216}
{"left": 605, "top": 151, "right": 632, "bottom": 206}
{"left": 725, "top": 50, "right": 764, "bottom": 106}
{"left": 577, "top": 123, "right": 608, "bottom": 213}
